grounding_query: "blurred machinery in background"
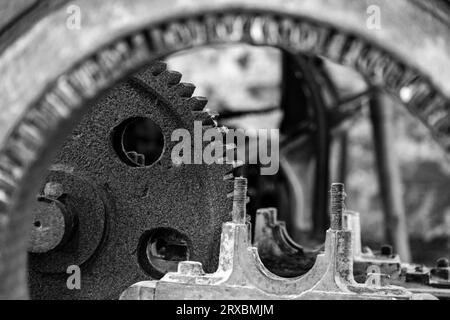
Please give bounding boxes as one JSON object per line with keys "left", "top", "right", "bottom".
{"left": 0, "top": 0, "right": 449, "bottom": 299}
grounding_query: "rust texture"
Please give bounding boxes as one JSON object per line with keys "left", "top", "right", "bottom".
{"left": 0, "top": 0, "right": 448, "bottom": 299}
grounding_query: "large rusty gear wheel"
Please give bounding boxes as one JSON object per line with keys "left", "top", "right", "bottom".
{"left": 27, "top": 61, "right": 238, "bottom": 299}
{"left": 0, "top": 0, "right": 449, "bottom": 300}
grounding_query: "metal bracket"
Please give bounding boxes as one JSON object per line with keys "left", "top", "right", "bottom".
{"left": 252, "top": 207, "right": 320, "bottom": 278}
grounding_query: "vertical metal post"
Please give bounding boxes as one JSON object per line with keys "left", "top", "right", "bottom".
{"left": 369, "top": 92, "right": 411, "bottom": 261}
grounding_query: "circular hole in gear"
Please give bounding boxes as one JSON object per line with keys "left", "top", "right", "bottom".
{"left": 111, "top": 117, "right": 164, "bottom": 167}
{"left": 137, "top": 228, "right": 191, "bottom": 279}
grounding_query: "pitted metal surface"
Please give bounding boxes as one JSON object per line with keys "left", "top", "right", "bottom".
{"left": 0, "top": 1, "right": 449, "bottom": 154}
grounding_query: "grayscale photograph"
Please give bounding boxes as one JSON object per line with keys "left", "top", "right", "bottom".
{"left": 0, "top": 0, "right": 449, "bottom": 307}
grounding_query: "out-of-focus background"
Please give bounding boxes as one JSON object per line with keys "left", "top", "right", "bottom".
{"left": 166, "top": 44, "right": 450, "bottom": 264}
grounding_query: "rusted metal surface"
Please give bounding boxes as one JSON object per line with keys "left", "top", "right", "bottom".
{"left": 279, "top": 55, "right": 331, "bottom": 239}
{"left": 27, "top": 62, "right": 237, "bottom": 299}
{"left": 121, "top": 182, "right": 435, "bottom": 300}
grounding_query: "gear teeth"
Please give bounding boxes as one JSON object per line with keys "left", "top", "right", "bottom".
{"left": 194, "top": 111, "right": 217, "bottom": 126}
{"left": 148, "top": 61, "right": 167, "bottom": 76}
{"left": 203, "top": 142, "right": 236, "bottom": 160}
{"left": 157, "top": 70, "right": 182, "bottom": 86}
{"left": 205, "top": 141, "right": 223, "bottom": 155}
{"left": 187, "top": 96, "right": 208, "bottom": 111}
{"left": 174, "top": 83, "right": 196, "bottom": 97}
